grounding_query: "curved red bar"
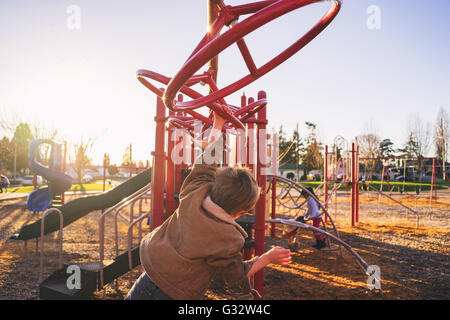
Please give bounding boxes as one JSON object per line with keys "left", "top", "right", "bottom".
{"left": 164, "top": 0, "right": 341, "bottom": 111}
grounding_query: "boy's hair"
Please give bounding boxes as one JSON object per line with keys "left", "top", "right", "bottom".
{"left": 209, "top": 166, "right": 260, "bottom": 214}
{"left": 301, "top": 187, "right": 316, "bottom": 198}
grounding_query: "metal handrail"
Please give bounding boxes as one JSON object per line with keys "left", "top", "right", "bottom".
{"left": 127, "top": 210, "right": 152, "bottom": 270}
{"left": 113, "top": 188, "right": 152, "bottom": 257}
{"left": 98, "top": 184, "right": 152, "bottom": 289}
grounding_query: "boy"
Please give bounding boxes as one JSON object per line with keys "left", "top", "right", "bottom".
{"left": 125, "top": 113, "right": 291, "bottom": 300}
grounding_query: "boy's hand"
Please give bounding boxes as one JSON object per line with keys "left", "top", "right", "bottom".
{"left": 213, "top": 112, "right": 227, "bottom": 130}
{"left": 207, "top": 112, "right": 227, "bottom": 145}
{"left": 265, "top": 247, "right": 291, "bottom": 266}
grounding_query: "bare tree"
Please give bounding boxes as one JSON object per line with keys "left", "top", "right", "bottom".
{"left": 68, "top": 137, "right": 97, "bottom": 183}
{"left": 407, "top": 114, "right": 432, "bottom": 158}
{"left": 357, "top": 122, "right": 381, "bottom": 180}
{"left": 0, "top": 109, "right": 22, "bottom": 137}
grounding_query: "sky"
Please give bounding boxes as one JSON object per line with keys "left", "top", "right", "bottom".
{"left": 0, "top": 0, "right": 449, "bottom": 165}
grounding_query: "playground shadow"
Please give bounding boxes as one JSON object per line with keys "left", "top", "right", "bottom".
{"left": 0, "top": 236, "right": 87, "bottom": 300}
{"left": 258, "top": 229, "right": 450, "bottom": 300}
{"left": 0, "top": 203, "right": 36, "bottom": 243}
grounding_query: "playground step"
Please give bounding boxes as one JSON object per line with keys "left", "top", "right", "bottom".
{"left": 39, "top": 246, "right": 140, "bottom": 300}
{"left": 39, "top": 266, "right": 97, "bottom": 300}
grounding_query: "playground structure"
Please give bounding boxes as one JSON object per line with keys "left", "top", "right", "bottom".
{"left": 27, "top": 139, "right": 72, "bottom": 212}
{"left": 321, "top": 141, "right": 450, "bottom": 232}
{"left": 136, "top": 0, "right": 380, "bottom": 298}
{"left": 101, "top": 155, "right": 150, "bottom": 192}
{"left": 4, "top": 0, "right": 390, "bottom": 300}
{"left": 358, "top": 156, "right": 450, "bottom": 206}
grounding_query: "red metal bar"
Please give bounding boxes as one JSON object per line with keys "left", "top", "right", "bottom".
{"left": 236, "top": 38, "right": 258, "bottom": 76}
{"left": 324, "top": 145, "right": 329, "bottom": 224}
{"left": 166, "top": 110, "right": 177, "bottom": 217}
{"left": 151, "top": 94, "right": 166, "bottom": 230}
{"left": 246, "top": 98, "right": 255, "bottom": 174}
{"left": 103, "top": 155, "right": 106, "bottom": 193}
{"left": 164, "top": 0, "right": 342, "bottom": 112}
{"left": 430, "top": 158, "right": 435, "bottom": 205}
{"left": 355, "top": 145, "right": 359, "bottom": 223}
{"left": 351, "top": 142, "right": 355, "bottom": 227}
{"left": 254, "top": 90, "right": 267, "bottom": 299}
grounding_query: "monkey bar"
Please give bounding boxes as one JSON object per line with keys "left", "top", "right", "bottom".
{"left": 164, "top": 0, "right": 341, "bottom": 112}
{"left": 136, "top": 0, "right": 342, "bottom": 300}
{"left": 267, "top": 175, "right": 342, "bottom": 254}
{"left": 266, "top": 218, "right": 382, "bottom": 293}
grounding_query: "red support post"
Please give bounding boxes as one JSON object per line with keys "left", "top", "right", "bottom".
{"left": 430, "top": 158, "right": 436, "bottom": 204}
{"left": 246, "top": 98, "right": 255, "bottom": 175}
{"left": 254, "top": 90, "right": 267, "bottom": 299}
{"left": 355, "top": 145, "right": 359, "bottom": 223}
{"left": 324, "top": 145, "right": 329, "bottom": 224}
{"left": 166, "top": 110, "right": 177, "bottom": 217}
{"left": 103, "top": 155, "right": 106, "bottom": 193}
{"left": 151, "top": 94, "right": 166, "bottom": 230}
{"left": 351, "top": 142, "right": 355, "bottom": 227}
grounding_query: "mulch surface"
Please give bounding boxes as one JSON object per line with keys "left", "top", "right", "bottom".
{"left": 0, "top": 193, "right": 448, "bottom": 300}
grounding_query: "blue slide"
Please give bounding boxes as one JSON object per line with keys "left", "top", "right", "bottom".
{"left": 27, "top": 139, "right": 73, "bottom": 212}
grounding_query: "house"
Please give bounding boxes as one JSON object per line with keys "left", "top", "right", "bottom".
{"left": 278, "top": 163, "right": 304, "bottom": 181}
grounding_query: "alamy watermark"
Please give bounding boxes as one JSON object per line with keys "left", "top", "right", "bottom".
{"left": 366, "top": 265, "right": 382, "bottom": 290}
{"left": 366, "top": 5, "right": 381, "bottom": 30}
{"left": 66, "top": 265, "right": 81, "bottom": 290}
{"left": 66, "top": 5, "right": 81, "bottom": 30}
{"left": 168, "top": 123, "right": 279, "bottom": 176}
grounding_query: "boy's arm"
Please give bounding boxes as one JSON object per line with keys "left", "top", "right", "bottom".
{"left": 246, "top": 247, "right": 291, "bottom": 278}
{"left": 179, "top": 113, "right": 227, "bottom": 197}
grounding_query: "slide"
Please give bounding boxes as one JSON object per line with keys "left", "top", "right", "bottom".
{"left": 27, "top": 139, "right": 73, "bottom": 211}
{"left": 11, "top": 166, "right": 152, "bottom": 241}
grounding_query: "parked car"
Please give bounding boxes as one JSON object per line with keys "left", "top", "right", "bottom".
{"left": 21, "top": 175, "right": 44, "bottom": 186}
{"left": 9, "top": 177, "right": 23, "bottom": 186}
{"left": 82, "top": 175, "right": 94, "bottom": 183}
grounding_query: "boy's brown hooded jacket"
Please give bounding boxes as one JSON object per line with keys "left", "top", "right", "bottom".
{"left": 140, "top": 162, "right": 258, "bottom": 300}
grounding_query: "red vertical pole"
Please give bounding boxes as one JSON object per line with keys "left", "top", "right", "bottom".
{"left": 128, "top": 143, "right": 133, "bottom": 179}
{"left": 103, "top": 155, "right": 106, "bottom": 192}
{"left": 151, "top": 94, "right": 166, "bottom": 230}
{"left": 166, "top": 110, "right": 176, "bottom": 217}
{"left": 247, "top": 97, "right": 255, "bottom": 175}
{"left": 355, "top": 146, "right": 360, "bottom": 223}
{"left": 431, "top": 158, "right": 436, "bottom": 203}
{"left": 433, "top": 158, "right": 437, "bottom": 200}
{"left": 238, "top": 93, "right": 247, "bottom": 165}
{"left": 254, "top": 90, "right": 267, "bottom": 299}
{"left": 351, "top": 142, "right": 355, "bottom": 227}
{"left": 385, "top": 158, "right": 391, "bottom": 195}
{"left": 324, "top": 145, "right": 329, "bottom": 224}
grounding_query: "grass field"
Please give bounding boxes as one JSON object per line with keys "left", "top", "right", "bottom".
{"left": 5, "top": 182, "right": 105, "bottom": 194}
{"left": 291, "top": 181, "right": 448, "bottom": 192}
